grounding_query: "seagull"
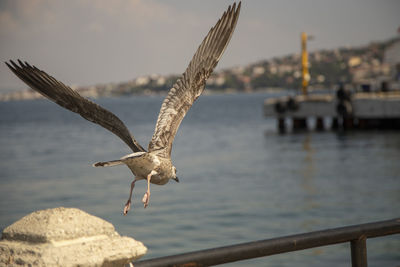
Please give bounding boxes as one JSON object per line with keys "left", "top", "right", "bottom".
{"left": 6, "top": 2, "right": 241, "bottom": 215}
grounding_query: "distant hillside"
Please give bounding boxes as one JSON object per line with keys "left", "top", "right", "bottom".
{"left": 1, "top": 37, "right": 399, "bottom": 101}
{"left": 208, "top": 37, "right": 398, "bottom": 92}
{"left": 105, "top": 37, "right": 400, "bottom": 96}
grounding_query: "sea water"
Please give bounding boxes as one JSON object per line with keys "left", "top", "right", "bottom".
{"left": 0, "top": 92, "right": 399, "bottom": 266}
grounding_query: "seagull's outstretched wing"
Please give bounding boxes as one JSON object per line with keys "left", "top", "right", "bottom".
{"left": 148, "top": 2, "right": 241, "bottom": 157}
{"left": 6, "top": 60, "right": 145, "bottom": 152}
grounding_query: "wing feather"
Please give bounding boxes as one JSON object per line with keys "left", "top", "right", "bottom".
{"left": 6, "top": 60, "right": 145, "bottom": 152}
{"left": 148, "top": 2, "right": 241, "bottom": 157}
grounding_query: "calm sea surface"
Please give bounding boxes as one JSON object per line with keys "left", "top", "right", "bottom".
{"left": 0, "top": 92, "right": 399, "bottom": 266}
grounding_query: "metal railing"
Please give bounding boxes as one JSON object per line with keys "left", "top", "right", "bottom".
{"left": 130, "top": 218, "right": 400, "bottom": 267}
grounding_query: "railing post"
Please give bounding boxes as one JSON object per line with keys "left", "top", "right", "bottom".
{"left": 351, "top": 236, "right": 367, "bottom": 267}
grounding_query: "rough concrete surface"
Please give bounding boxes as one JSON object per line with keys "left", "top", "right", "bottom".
{"left": 0, "top": 207, "right": 147, "bottom": 266}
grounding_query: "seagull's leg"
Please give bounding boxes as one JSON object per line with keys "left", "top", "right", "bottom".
{"left": 123, "top": 178, "right": 138, "bottom": 215}
{"left": 142, "top": 170, "right": 157, "bottom": 208}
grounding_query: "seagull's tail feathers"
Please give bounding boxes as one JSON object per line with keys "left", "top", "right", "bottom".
{"left": 93, "top": 159, "right": 123, "bottom": 167}
{"left": 93, "top": 151, "right": 146, "bottom": 167}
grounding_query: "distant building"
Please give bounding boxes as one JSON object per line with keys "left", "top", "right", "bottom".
{"left": 348, "top": 56, "right": 362, "bottom": 67}
{"left": 135, "top": 76, "right": 150, "bottom": 86}
{"left": 252, "top": 66, "right": 265, "bottom": 76}
{"left": 384, "top": 39, "right": 400, "bottom": 81}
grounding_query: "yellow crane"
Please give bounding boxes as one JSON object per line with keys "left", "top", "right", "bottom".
{"left": 301, "top": 32, "right": 312, "bottom": 95}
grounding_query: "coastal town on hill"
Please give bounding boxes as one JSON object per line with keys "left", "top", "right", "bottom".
{"left": 1, "top": 37, "right": 399, "bottom": 102}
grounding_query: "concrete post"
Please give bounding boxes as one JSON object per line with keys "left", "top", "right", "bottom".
{"left": 0, "top": 207, "right": 147, "bottom": 266}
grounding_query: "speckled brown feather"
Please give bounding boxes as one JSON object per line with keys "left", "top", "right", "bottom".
{"left": 148, "top": 2, "right": 241, "bottom": 158}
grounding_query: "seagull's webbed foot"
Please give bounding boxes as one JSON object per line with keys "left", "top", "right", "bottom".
{"left": 123, "top": 179, "right": 137, "bottom": 216}
{"left": 142, "top": 192, "right": 150, "bottom": 208}
{"left": 123, "top": 200, "right": 131, "bottom": 215}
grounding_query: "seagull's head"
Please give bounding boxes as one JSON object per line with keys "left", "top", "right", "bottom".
{"left": 172, "top": 166, "right": 179, "bottom": 183}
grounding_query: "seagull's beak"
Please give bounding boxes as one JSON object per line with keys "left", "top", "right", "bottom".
{"left": 173, "top": 177, "right": 180, "bottom": 183}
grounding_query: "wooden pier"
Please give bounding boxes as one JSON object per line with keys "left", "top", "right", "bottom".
{"left": 264, "top": 91, "right": 400, "bottom": 132}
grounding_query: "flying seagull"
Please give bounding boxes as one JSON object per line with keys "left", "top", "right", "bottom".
{"left": 6, "top": 2, "right": 241, "bottom": 215}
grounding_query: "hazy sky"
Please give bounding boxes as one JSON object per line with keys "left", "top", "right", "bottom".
{"left": 1, "top": 0, "right": 399, "bottom": 91}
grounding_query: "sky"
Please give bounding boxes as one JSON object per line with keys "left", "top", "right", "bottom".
{"left": 0, "top": 0, "right": 399, "bottom": 91}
